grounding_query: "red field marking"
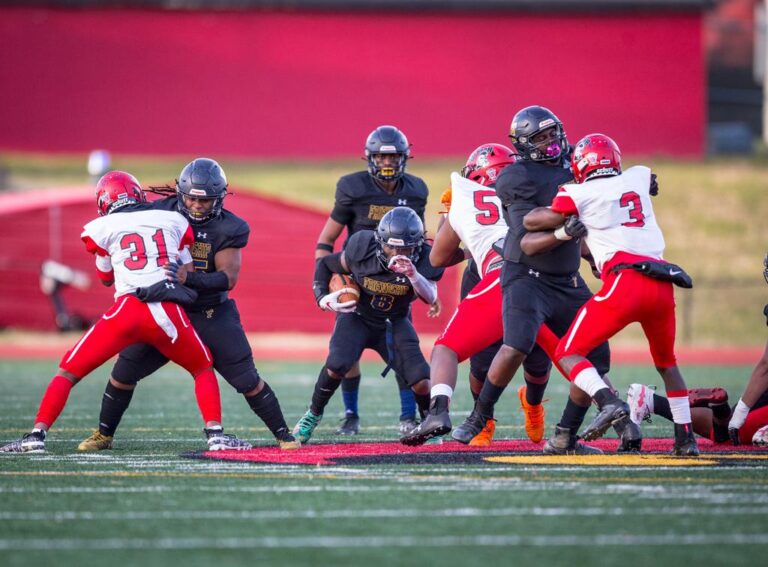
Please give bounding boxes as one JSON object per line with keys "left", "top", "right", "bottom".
{"left": 187, "top": 438, "right": 766, "bottom": 466}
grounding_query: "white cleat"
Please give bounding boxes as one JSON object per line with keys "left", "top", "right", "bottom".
{"left": 0, "top": 430, "right": 46, "bottom": 454}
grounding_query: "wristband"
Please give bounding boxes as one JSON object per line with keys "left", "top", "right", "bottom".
{"left": 730, "top": 399, "right": 751, "bottom": 429}
{"left": 315, "top": 243, "right": 334, "bottom": 252}
{"left": 184, "top": 270, "right": 229, "bottom": 292}
{"left": 554, "top": 226, "right": 572, "bottom": 241}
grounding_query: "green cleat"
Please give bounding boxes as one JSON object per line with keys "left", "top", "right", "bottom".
{"left": 292, "top": 410, "right": 322, "bottom": 444}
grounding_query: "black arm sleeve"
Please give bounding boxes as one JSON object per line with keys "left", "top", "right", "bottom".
{"left": 185, "top": 270, "right": 230, "bottom": 292}
{"left": 312, "top": 253, "right": 346, "bottom": 304}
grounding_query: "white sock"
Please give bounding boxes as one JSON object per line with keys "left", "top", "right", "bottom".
{"left": 573, "top": 366, "right": 610, "bottom": 398}
{"left": 431, "top": 384, "right": 454, "bottom": 399}
{"left": 668, "top": 395, "right": 692, "bottom": 424}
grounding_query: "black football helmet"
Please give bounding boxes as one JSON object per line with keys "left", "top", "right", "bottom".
{"left": 365, "top": 125, "right": 411, "bottom": 181}
{"left": 176, "top": 158, "right": 228, "bottom": 223}
{"left": 508, "top": 106, "right": 568, "bottom": 163}
{"left": 375, "top": 206, "right": 425, "bottom": 268}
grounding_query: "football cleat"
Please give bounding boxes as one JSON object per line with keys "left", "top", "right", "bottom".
{"left": 398, "top": 417, "right": 420, "bottom": 436}
{"left": 77, "top": 430, "right": 113, "bottom": 452}
{"left": 581, "top": 399, "right": 630, "bottom": 441}
{"left": 400, "top": 411, "right": 451, "bottom": 446}
{"left": 0, "top": 430, "right": 46, "bottom": 454}
{"left": 518, "top": 385, "right": 545, "bottom": 443}
{"left": 451, "top": 408, "right": 490, "bottom": 445}
{"left": 336, "top": 414, "right": 360, "bottom": 436}
{"left": 203, "top": 427, "right": 252, "bottom": 451}
{"left": 614, "top": 419, "right": 643, "bottom": 453}
{"left": 468, "top": 419, "right": 496, "bottom": 447}
{"left": 543, "top": 426, "right": 603, "bottom": 456}
{"left": 275, "top": 429, "right": 301, "bottom": 450}
{"left": 752, "top": 424, "right": 768, "bottom": 447}
{"left": 626, "top": 383, "right": 655, "bottom": 425}
{"left": 672, "top": 422, "right": 700, "bottom": 456}
{"left": 687, "top": 387, "right": 728, "bottom": 408}
{"left": 293, "top": 410, "right": 322, "bottom": 444}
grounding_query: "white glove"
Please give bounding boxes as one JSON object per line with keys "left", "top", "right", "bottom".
{"left": 388, "top": 255, "right": 416, "bottom": 278}
{"left": 318, "top": 289, "right": 357, "bottom": 313}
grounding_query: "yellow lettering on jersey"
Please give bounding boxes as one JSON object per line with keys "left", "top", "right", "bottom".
{"left": 362, "top": 277, "right": 410, "bottom": 296}
{"left": 368, "top": 205, "right": 395, "bottom": 221}
{"left": 191, "top": 242, "right": 211, "bottom": 271}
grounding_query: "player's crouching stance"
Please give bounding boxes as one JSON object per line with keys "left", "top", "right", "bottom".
{"left": 1, "top": 172, "right": 227, "bottom": 454}
{"left": 293, "top": 207, "right": 444, "bottom": 443}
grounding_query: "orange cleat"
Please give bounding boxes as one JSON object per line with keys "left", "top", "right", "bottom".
{"left": 518, "top": 385, "right": 545, "bottom": 443}
{"left": 468, "top": 418, "right": 496, "bottom": 447}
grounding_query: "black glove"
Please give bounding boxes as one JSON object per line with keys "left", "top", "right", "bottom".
{"left": 564, "top": 215, "right": 587, "bottom": 239}
{"left": 165, "top": 258, "right": 185, "bottom": 284}
{"left": 729, "top": 427, "right": 741, "bottom": 445}
{"left": 649, "top": 173, "right": 659, "bottom": 197}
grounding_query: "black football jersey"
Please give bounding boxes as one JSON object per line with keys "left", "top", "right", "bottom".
{"left": 495, "top": 159, "right": 581, "bottom": 275}
{"left": 330, "top": 171, "right": 428, "bottom": 237}
{"left": 344, "top": 231, "right": 444, "bottom": 324}
{"left": 151, "top": 196, "right": 249, "bottom": 309}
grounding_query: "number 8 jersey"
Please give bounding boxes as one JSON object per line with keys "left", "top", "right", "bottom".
{"left": 552, "top": 165, "right": 665, "bottom": 272}
{"left": 81, "top": 203, "right": 194, "bottom": 298}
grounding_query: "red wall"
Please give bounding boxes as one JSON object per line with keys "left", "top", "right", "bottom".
{"left": 0, "top": 188, "right": 458, "bottom": 334}
{"left": 0, "top": 8, "right": 706, "bottom": 157}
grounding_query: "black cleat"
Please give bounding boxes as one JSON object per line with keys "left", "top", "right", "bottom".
{"left": 672, "top": 423, "right": 700, "bottom": 456}
{"left": 614, "top": 418, "right": 643, "bottom": 453}
{"left": 581, "top": 400, "right": 630, "bottom": 441}
{"left": 451, "top": 408, "right": 489, "bottom": 445}
{"left": 400, "top": 411, "right": 452, "bottom": 446}
{"left": 335, "top": 414, "right": 360, "bottom": 436}
{"left": 543, "top": 426, "right": 603, "bottom": 455}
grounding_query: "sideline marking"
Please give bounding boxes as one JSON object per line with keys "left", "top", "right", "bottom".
{"left": 485, "top": 455, "right": 720, "bottom": 466}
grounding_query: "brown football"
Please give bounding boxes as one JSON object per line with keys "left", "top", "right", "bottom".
{"left": 329, "top": 273, "right": 360, "bottom": 304}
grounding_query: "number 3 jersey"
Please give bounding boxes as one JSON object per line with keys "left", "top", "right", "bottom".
{"left": 81, "top": 203, "right": 194, "bottom": 299}
{"left": 551, "top": 165, "right": 665, "bottom": 272}
{"left": 447, "top": 173, "right": 508, "bottom": 277}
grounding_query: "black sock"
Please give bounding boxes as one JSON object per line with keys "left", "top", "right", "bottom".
{"left": 710, "top": 402, "right": 731, "bottom": 421}
{"left": 524, "top": 377, "right": 548, "bottom": 406}
{"left": 99, "top": 382, "right": 134, "bottom": 437}
{"left": 246, "top": 382, "right": 290, "bottom": 438}
{"left": 310, "top": 367, "right": 342, "bottom": 415}
{"left": 414, "top": 393, "right": 430, "bottom": 418}
{"left": 557, "top": 397, "right": 590, "bottom": 436}
{"left": 477, "top": 381, "right": 505, "bottom": 418}
{"left": 653, "top": 393, "right": 673, "bottom": 420}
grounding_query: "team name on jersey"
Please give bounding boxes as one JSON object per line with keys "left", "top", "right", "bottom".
{"left": 191, "top": 241, "right": 212, "bottom": 270}
{"left": 367, "top": 205, "right": 396, "bottom": 221}
{"left": 362, "top": 277, "right": 410, "bottom": 296}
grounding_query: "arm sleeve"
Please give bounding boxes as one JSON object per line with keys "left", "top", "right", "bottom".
{"left": 312, "top": 252, "right": 346, "bottom": 304}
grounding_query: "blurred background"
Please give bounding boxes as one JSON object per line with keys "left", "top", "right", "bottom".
{"left": 0, "top": 0, "right": 765, "bottom": 348}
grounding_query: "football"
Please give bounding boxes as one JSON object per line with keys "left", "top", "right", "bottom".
{"left": 329, "top": 273, "right": 360, "bottom": 304}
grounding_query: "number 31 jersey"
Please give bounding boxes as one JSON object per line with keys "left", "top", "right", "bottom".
{"left": 552, "top": 165, "right": 665, "bottom": 272}
{"left": 447, "top": 173, "right": 508, "bottom": 277}
{"left": 81, "top": 203, "right": 194, "bottom": 298}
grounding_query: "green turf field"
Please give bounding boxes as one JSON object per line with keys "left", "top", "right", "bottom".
{"left": 0, "top": 359, "right": 766, "bottom": 566}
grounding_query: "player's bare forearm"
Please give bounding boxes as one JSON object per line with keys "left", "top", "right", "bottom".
{"left": 213, "top": 248, "right": 240, "bottom": 289}
{"left": 430, "top": 220, "right": 465, "bottom": 267}
{"left": 523, "top": 206, "right": 565, "bottom": 231}
{"left": 741, "top": 341, "right": 768, "bottom": 407}
{"left": 520, "top": 231, "right": 562, "bottom": 256}
{"left": 315, "top": 217, "right": 345, "bottom": 259}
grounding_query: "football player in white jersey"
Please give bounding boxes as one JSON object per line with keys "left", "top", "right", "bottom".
{"left": 523, "top": 133, "right": 699, "bottom": 456}
{"left": 0, "top": 172, "right": 223, "bottom": 453}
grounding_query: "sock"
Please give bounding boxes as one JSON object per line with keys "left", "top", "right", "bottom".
{"left": 34, "top": 375, "right": 75, "bottom": 428}
{"left": 430, "top": 395, "right": 450, "bottom": 415}
{"left": 431, "top": 383, "right": 454, "bottom": 400}
{"left": 414, "top": 393, "right": 430, "bottom": 419}
{"left": 399, "top": 386, "right": 417, "bottom": 420}
{"left": 194, "top": 369, "right": 222, "bottom": 424}
{"left": 477, "top": 380, "right": 506, "bottom": 419}
{"left": 246, "top": 382, "right": 290, "bottom": 438}
{"left": 524, "top": 377, "right": 548, "bottom": 406}
{"left": 98, "top": 382, "right": 135, "bottom": 436}
{"left": 310, "top": 367, "right": 342, "bottom": 415}
{"left": 652, "top": 394, "right": 673, "bottom": 420}
{"left": 571, "top": 362, "right": 610, "bottom": 400}
{"left": 668, "top": 390, "right": 692, "bottom": 424}
{"left": 558, "top": 397, "right": 591, "bottom": 435}
{"left": 710, "top": 402, "right": 731, "bottom": 421}
{"left": 341, "top": 375, "right": 361, "bottom": 417}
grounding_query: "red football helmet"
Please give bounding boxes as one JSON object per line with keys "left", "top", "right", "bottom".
{"left": 461, "top": 143, "right": 517, "bottom": 186}
{"left": 571, "top": 133, "right": 622, "bottom": 183}
{"left": 95, "top": 171, "right": 145, "bottom": 216}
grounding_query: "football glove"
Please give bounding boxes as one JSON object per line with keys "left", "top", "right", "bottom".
{"left": 728, "top": 427, "right": 741, "bottom": 446}
{"left": 554, "top": 216, "right": 587, "bottom": 240}
{"left": 649, "top": 173, "right": 659, "bottom": 197}
{"left": 164, "top": 258, "right": 187, "bottom": 284}
{"left": 438, "top": 187, "right": 452, "bottom": 215}
{"left": 318, "top": 289, "right": 357, "bottom": 313}
{"left": 388, "top": 255, "right": 416, "bottom": 278}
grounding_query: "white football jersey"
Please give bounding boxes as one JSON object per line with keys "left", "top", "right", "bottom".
{"left": 81, "top": 207, "right": 194, "bottom": 299}
{"left": 556, "top": 166, "right": 665, "bottom": 271}
{"left": 447, "top": 173, "right": 508, "bottom": 276}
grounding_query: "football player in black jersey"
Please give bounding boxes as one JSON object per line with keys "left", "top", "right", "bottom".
{"left": 78, "top": 158, "right": 300, "bottom": 452}
{"left": 294, "top": 207, "right": 444, "bottom": 443}
{"left": 451, "top": 106, "right": 633, "bottom": 455}
{"left": 314, "top": 125, "right": 431, "bottom": 436}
